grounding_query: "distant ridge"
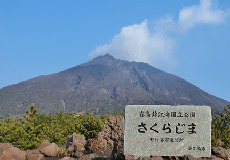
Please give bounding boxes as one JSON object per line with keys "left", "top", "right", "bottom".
{"left": 0, "top": 53, "right": 229, "bottom": 119}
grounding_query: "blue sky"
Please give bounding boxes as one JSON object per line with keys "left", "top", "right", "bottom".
{"left": 0, "top": 0, "right": 230, "bottom": 102}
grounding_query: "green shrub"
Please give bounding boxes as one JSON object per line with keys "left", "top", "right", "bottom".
{"left": 76, "top": 114, "right": 104, "bottom": 140}
{"left": 212, "top": 104, "right": 230, "bottom": 148}
{"left": 0, "top": 104, "right": 106, "bottom": 151}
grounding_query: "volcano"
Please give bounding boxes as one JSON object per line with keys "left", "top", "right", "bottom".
{"left": 0, "top": 53, "right": 229, "bottom": 119}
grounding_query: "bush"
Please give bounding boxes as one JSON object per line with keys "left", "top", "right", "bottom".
{"left": 0, "top": 104, "right": 105, "bottom": 151}
{"left": 212, "top": 104, "right": 230, "bottom": 148}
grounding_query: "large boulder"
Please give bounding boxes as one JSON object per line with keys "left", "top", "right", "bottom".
{"left": 0, "top": 142, "right": 26, "bottom": 160}
{"left": 90, "top": 115, "right": 125, "bottom": 159}
{"left": 0, "top": 133, "right": 87, "bottom": 160}
{"left": 212, "top": 146, "right": 230, "bottom": 160}
{"left": 0, "top": 140, "right": 66, "bottom": 160}
{"left": 40, "top": 143, "right": 61, "bottom": 157}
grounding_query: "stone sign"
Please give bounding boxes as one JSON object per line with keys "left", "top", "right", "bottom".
{"left": 124, "top": 105, "right": 211, "bottom": 158}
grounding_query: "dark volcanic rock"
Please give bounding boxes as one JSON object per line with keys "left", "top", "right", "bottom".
{"left": 89, "top": 115, "right": 125, "bottom": 160}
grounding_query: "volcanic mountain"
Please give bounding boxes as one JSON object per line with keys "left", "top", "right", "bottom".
{"left": 0, "top": 54, "right": 229, "bottom": 119}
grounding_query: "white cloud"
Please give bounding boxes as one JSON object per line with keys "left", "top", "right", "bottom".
{"left": 177, "top": 0, "right": 225, "bottom": 31}
{"left": 89, "top": 0, "right": 226, "bottom": 68}
{"left": 89, "top": 19, "right": 177, "bottom": 68}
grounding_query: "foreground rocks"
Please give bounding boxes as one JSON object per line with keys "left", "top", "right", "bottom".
{"left": 90, "top": 115, "right": 125, "bottom": 159}
{"left": 0, "top": 115, "right": 230, "bottom": 160}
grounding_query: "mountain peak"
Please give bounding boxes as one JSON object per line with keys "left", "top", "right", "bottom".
{"left": 98, "top": 53, "right": 115, "bottom": 60}
{"left": 104, "top": 53, "right": 114, "bottom": 58}
{"left": 81, "top": 53, "right": 117, "bottom": 67}
{"left": 0, "top": 52, "right": 229, "bottom": 119}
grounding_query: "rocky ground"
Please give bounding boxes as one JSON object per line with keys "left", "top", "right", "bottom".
{"left": 0, "top": 115, "right": 229, "bottom": 160}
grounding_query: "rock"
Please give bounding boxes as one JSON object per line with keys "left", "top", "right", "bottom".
{"left": 39, "top": 142, "right": 62, "bottom": 157}
{"left": 136, "top": 157, "right": 163, "bottom": 160}
{"left": 37, "top": 140, "right": 52, "bottom": 151}
{"left": 183, "top": 155, "right": 197, "bottom": 160}
{"left": 0, "top": 140, "right": 78, "bottom": 160}
{"left": 26, "top": 153, "right": 45, "bottom": 160}
{"left": 136, "top": 157, "right": 152, "bottom": 160}
{"left": 212, "top": 147, "right": 230, "bottom": 160}
{"left": 211, "top": 155, "right": 224, "bottom": 160}
{"left": 25, "top": 149, "right": 45, "bottom": 160}
{"left": 60, "top": 157, "right": 76, "bottom": 160}
{"left": 59, "top": 157, "right": 73, "bottom": 160}
{"left": 166, "top": 156, "right": 180, "bottom": 160}
{"left": 78, "top": 153, "right": 95, "bottom": 160}
{"left": 64, "top": 133, "right": 86, "bottom": 158}
{"left": 150, "top": 156, "right": 164, "bottom": 160}
{"left": 93, "top": 115, "right": 124, "bottom": 159}
{"left": 125, "top": 155, "right": 163, "bottom": 160}
{"left": 0, "top": 142, "right": 26, "bottom": 160}
{"left": 68, "top": 150, "right": 83, "bottom": 159}
{"left": 183, "top": 154, "right": 212, "bottom": 160}
{"left": 65, "top": 133, "right": 86, "bottom": 152}
{"left": 74, "top": 151, "right": 83, "bottom": 158}
{"left": 66, "top": 144, "right": 75, "bottom": 157}
{"left": 125, "top": 155, "right": 134, "bottom": 160}
{"left": 77, "top": 153, "right": 110, "bottom": 160}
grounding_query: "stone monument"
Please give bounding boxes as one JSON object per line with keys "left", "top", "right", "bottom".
{"left": 124, "top": 105, "right": 211, "bottom": 158}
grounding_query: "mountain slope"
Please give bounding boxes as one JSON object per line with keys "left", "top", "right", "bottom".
{"left": 0, "top": 53, "right": 229, "bottom": 119}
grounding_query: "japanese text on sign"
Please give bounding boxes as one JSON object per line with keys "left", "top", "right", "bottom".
{"left": 139, "top": 111, "right": 195, "bottom": 118}
{"left": 138, "top": 122, "right": 196, "bottom": 134}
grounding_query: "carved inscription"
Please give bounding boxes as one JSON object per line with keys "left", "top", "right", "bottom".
{"left": 124, "top": 105, "right": 211, "bottom": 158}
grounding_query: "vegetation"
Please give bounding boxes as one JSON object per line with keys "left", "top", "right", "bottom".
{"left": 1, "top": 103, "right": 230, "bottom": 151}
{"left": 212, "top": 104, "right": 230, "bottom": 148}
{"left": 0, "top": 104, "right": 106, "bottom": 151}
